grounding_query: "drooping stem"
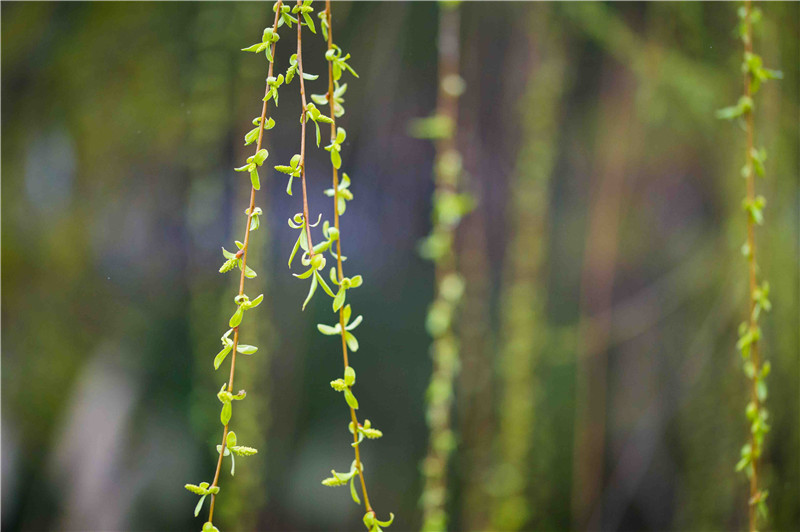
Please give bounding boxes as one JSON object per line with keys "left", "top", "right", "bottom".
{"left": 296, "top": 0, "right": 315, "bottom": 256}
{"left": 420, "top": 3, "right": 463, "bottom": 530}
{"left": 324, "top": 0, "right": 373, "bottom": 513}
{"left": 742, "top": 3, "right": 761, "bottom": 530}
{"left": 490, "top": 6, "right": 567, "bottom": 529}
{"left": 206, "top": 3, "right": 283, "bottom": 524}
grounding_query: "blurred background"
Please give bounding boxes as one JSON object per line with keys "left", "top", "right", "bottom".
{"left": 2, "top": 2, "right": 798, "bottom": 531}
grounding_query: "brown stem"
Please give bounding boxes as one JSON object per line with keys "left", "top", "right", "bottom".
{"left": 296, "top": 0, "right": 315, "bottom": 256}
{"left": 325, "top": 0, "right": 373, "bottom": 513}
{"left": 742, "top": 2, "right": 762, "bottom": 531}
{"left": 206, "top": 2, "right": 282, "bottom": 523}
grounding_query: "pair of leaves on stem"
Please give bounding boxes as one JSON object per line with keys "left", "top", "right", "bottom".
{"left": 363, "top": 511, "right": 395, "bottom": 532}
{"left": 288, "top": 214, "right": 353, "bottom": 310}
{"left": 184, "top": 482, "right": 219, "bottom": 518}
{"left": 348, "top": 418, "right": 383, "bottom": 447}
{"left": 304, "top": 103, "right": 334, "bottom": 147}
{"left": 244, "top": 116, "right": 276, "bottom": 147}
{"left": 292, "top": 0, "right": 316, "bottom": 34}
{"left": 216, "top": 430, "right": 258, "bottom": 476}
{"left": 219, "top": 241, "right": 256, "bottom": 278}
{"left": 234, "top": 149, "right": 269, "bottom": 190}
{"left": 311, "top": 81, "right": 348, "bottom": 118}
{"left": 246, "top": 206, "right": 263, "bottom": 231}
{"left": 241, "top": 26, "right": 280, "bottom": 62}
{"left": 325, "top": 127, "right": 347, "bottom": 169}
{"left": 318, "top": 303, "right": 362, "bottom": 352}
{"left": 285, "top": 53, "right": 319, "bottom": 86}
{"left": 330, "top": 366, "right": 359, "bottom": 409}
{"left": 321, "top": 459, "right": 363, "bottom": 505}
{"left": 325, "top": 44, "right": 359, "bottom": 82}
{"left": 229, "top": 293, "right": 264, "bottom": 329}
{"left": 218, "top": 385, "right": 246, "bottom": 426}
{"left": 214, "top": 328, "right": 258, "bottom": 371}
{"left": 274, "top": 2, "right": 298, "bottom": 29}
{"left": 275, "top": 154, "right": 302, "bottom": 196}
{"left": 324, "top": 172, "right": 353, "bottom": 216}
{"left": 742, "top": 194, "right": 766, "bottom": 226}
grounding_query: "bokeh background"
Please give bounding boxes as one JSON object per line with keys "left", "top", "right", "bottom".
{"left": 2, "top": 2, "right": 798, "bottom": 531}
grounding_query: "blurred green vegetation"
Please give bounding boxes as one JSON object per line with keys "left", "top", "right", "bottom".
{"left": 1, "top": 2, "right": 797, "bottom": 531}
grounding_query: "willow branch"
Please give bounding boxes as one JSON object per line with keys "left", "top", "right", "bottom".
{"left": 206, "top": 2, "right": 282, "bottom": 524}
{"left": 324, "top": 0, "right": 373, "bottom": 513}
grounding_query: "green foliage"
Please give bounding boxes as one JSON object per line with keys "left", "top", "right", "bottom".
{"left": 184, "top": 482, "right": 220, "bottom": 517}
{"left": 363, "top": 511, "right": 395, "bottom": 532}
{"left": 275, "top": 154, "right": 302, "bottom": 195}
{"left": 216, "top": 431, "right": 259, "bottom": 476}
{"left": 234, "top": 149, "right": 269, "bottom": 190}
{"left": 324, "top": 172, "right": 353, "bottom": 215}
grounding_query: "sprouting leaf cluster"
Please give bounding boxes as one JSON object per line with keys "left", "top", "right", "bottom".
{"left": 216, "top": 431, "right": 259, "bottom": 476}
{"left": 234, "top": 149, "right": 269, "bottom": 190}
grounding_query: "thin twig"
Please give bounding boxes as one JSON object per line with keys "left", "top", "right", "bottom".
{"left": 325, "top": 0, "right": 373, "bottom": 513}
{"left": 206, "top": 2, "right": 282, "bottom": 523}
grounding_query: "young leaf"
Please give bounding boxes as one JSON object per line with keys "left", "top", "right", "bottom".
{"left": 344, "top": 388, "right": 359, "bottom": 410}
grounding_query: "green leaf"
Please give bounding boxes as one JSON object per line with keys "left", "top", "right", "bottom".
{"left": 345, "top": 331, "right": 359, "bottom": 352}
{"left": 316, "top": 270, "right": 335, "bottom": 297}
{"left": 302, "top": 271, "right": 318, "bottom": 310}
{"left": 331, "top": 149, "right": 341, "bottom": 169}
{"left": 317, "top": 323, "right": 340, "bottom": 335}
{"left": 350, "top": 476, "right": 361, "bottom": 505}
{"left": 221, "top": 401, "right": 232, "bottom": 425}
{"left": 243, "top": 264, "right": 257, "bottom": 278}
{"left": 202, "top": 521, "right": 219, "bottom": 532}
{"left": 194, "top": 494, "right": 207, "bottom": 517}
{"left": 344, "top": 388, "right": 359, "bottom": 410}
{"left": 289, "top": 234, "right": 302, "bottom": 268}
{"left": 214, "top": 345, "right": 232, "bottom": 370}
{"left": 250, "top": 294, "right": 264, "bottom": 307}
{"left": 244, "top": 127, "right": 260, "bottom": 146}
{"left": 250, "top": 167, "right": 261, "bottom": 190}
{"left": 344, "top": 366, "right": 356, "bottom": 386}
{"left": 229, "top": 306, "right": 244, "bottom": 328}
{"left": 254, "top": 149, "right": 269, "bottom": 166}
{"left": 333, "top": 287, "right": 346, "bottom": 312}
{"left": 226, "top": 431, "right": 237, "bottom": 448}
{"left": 237, "top": 344, "right": 258, "bottom": 355}
{"left": 375, "top": 513, "right": 395, "bottom": 527}
{"left": 303, "top": 12, "right": 316, "bottom": 33}
{"left": 346, "top": 315, "right": 363, "bottom": 331}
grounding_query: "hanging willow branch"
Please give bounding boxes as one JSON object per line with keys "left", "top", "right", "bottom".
{"left": 184, "top": 3, "right": 283, "bottom": 531}
{"left": 410, "top": 2, "right": 473, "bottom": 530}
{"left": 717, "top": 2, "right": 781, "bottom": 530}
{"left": 318, "top": 1, "right": 394, "bottom": 529}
